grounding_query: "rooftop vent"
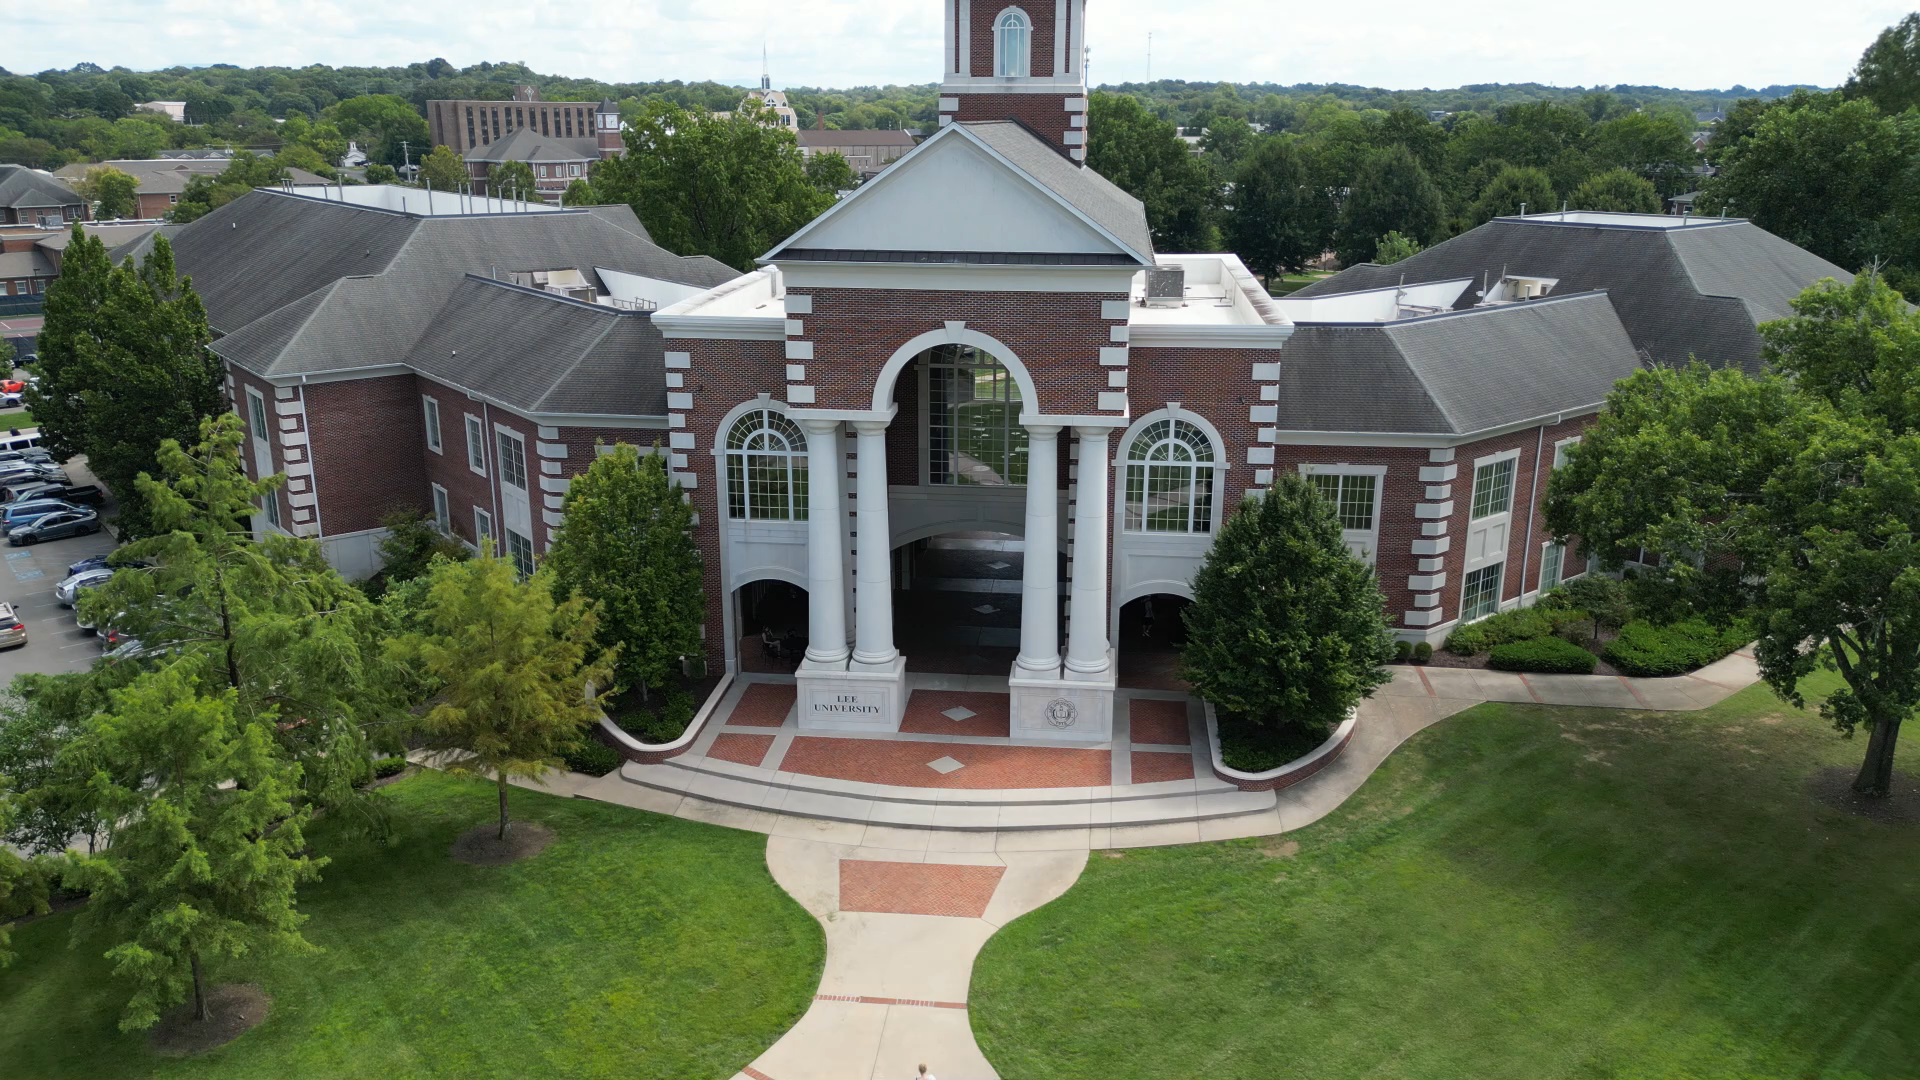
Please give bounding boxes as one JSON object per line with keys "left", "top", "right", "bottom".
{"left": 1145, "top": 266, "right": 1186, "bottom": 308}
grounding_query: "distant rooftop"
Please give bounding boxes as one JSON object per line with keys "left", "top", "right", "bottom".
{"left": 283, "top": 183, "right": 568, "bottom": 216}
{"left": 1497, "top": 210, "right": 1744, "bottom": 231}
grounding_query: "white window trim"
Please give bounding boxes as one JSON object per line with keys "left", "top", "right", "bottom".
{"left": 473, "top": 506, "right": 495, "bottom": 551}
{"left": 465, "top": 414, "right": 487, "bottom": 476}
{"left": 993, "top": 6, "right": 1033, "bottom": 78}
{"left": 493, "top": 423, "right": 529, "bottom": 491}
{"left": 430, "top": 483, "right": 450, "bottom": 532}
{"left": 1459, "top": 560, "right": 1505, "bottom": 624}
{"left": 1120, "top": 416, "right": 1221, "bottom": 536}
{"left": 1468, "top": 448, "right": 1521, "bottom": 522}
{"left": 1298, "top": 462, "right": 1387, "bottom": 565}
{"left": 422, "top": 395, "right": 443, "bottom": 454}
{"left": 1552, "top": 435, "right": 1580, "bottom": 470}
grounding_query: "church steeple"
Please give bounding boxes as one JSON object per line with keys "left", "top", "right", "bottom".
{"left": 937, "top": 0, "right": 1089, "bottom": 162}
{"left": 761, "top": 43, "right": 771, "bottom": 91}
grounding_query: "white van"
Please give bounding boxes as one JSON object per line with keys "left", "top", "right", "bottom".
{"left": 0, "top": 429, "right": 43, "bottom": 454}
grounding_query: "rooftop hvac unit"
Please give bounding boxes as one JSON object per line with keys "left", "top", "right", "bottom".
{"left": 1145, "top": 266, "right": 1186, "bottom": 308}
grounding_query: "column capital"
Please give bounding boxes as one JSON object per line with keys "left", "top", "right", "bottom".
{"left": 797, "top": 416, "right": 843, "bottom": 435}
{"left": 851, "top": 418, "right": 891, "bottom": 436}
{"left": 1072, "top": 423, "right": 1120, "bottom": 438}
{"left": 1022, "top": 423, "right": 1064, "bottom": 438}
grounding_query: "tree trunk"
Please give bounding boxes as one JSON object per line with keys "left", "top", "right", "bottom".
{"left": 190, "top": 949, "right": 208, "bottom": 1023}
{"left": 496, "top": 770, "right": 511, "bottom": 840}
{"left": 1853, "top": 711, "right": 1903, "bottom": 798}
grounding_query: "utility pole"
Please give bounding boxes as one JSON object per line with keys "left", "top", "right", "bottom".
{"left": 401, "top": 139, "right": 413, "bottom": 182}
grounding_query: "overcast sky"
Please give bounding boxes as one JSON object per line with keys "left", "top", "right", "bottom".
{"left": 4, "top": 0, "right": 1906, "bottom": 92}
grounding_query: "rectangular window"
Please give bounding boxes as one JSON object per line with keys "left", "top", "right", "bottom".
{"left": 1461, "top": 562, "right": 1504, "bottom": 622}
{"left": 569, "top": 163, "right": 580, "bottom": 176}
{"left": 246, "top": 389, "right": 270, "bottom": 441}
{"left": 496, "top": 430, "right": 528, "bottom": 490}
{"left": 505, "top": 528, "right": 535, "bottom": 577}
{"left": 466, "top": 106, "right": 476, "bottom": 147}
{"left": 465, "top": 415, "right": 487, "bottom": 475}
{"left": 1471, "top": 457, "right": 1515, "bottom": 519}
{"left": 422, "top": 396, "right": 442, "bottom": 453}
{"left": 262, "top": 489, "right": 281, "bottom": 528}
{"left": 431, "top": 484, "right": 450, "bottom": 532}
{"left": 541, "top": 109, "right": 550, "bottom": 136}
{"left": 1309, "top": 473, "right": 1377, "bottom": 531}
{"left": 1539, "top": 541, "right": 1564, "bottom": 591}
{"left": 538, "top": 164, "right": 548, "bottom": 178}
{"left": 473, "top": 507, "right": 494, "bottom": 551}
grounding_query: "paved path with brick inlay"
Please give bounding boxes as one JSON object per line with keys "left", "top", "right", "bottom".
{"left": 1130, "top": 749, "right": 1195, "bottom": 784}
{"left": 708, "top": 732, "right": 777, "bottom": 768}
{"left": 899, "top": 689, "right": 1012, "bottom": 738}
{"left": 780, "top": 736, "right": 1112, "bottom": 790}
{"left": 729, "top": 683, "right": 797, "bottom": 727}
{"left": 1127, "top": 697, "right": 1191, "bottom": 745}
{"left": 839, "top": 860, "right": 1007, "bottom": 918}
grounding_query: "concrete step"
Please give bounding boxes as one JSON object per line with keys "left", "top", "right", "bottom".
{"left": 658, "top": 750, "right": 1242, "bottom": 806}
{"left": 618, "top": 759, "right": 1274, "bottom": 832}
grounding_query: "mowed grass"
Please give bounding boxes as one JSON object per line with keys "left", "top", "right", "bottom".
{"left": 0, "top": 770, "right": 824, "bottom": 1080}
{"left": 972, "top": 671, "right": 1920, "bottom": 1079}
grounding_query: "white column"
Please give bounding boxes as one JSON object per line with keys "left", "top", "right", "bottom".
{"left": 800, "top": 417, "right": 849, "bottom": 668}
{"left": 1016, "top": 424, "right": 1062, "bottom": 675}
{"left": 851, "top": 420, "right": 897, "bottom": 670}
{"left": 1064, "top": 425, "right": 1113, "bottom": 676}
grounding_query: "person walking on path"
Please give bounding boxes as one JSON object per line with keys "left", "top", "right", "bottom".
{"left": 916, "top": 1065, "right": 936, "bottom": 1080}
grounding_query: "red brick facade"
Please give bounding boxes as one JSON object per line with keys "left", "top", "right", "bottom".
{"left": 304, "top": 376, "right": 432, "bottom": 536}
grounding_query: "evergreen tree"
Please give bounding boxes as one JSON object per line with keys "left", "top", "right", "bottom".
{"left": 1182, "top": 475, "right": 1394, "bottom": 733}
{"left": 66, "top": 668, "right": 324, "bottom": 1030}
{"left": 1335, "top": 145, "right": 1446, "bottom": 267}
{"left": 26, "top": 230, "right": 225, "bottom": 538}
{"left": 399, "top": 558, "right": 610, "bottom": 839}
{"left": 1225, "top": 137, "right": 1334, "bottom": 279}
{"left": 78, "top": 414, "right": 408, "bottom": 823}
{"left": 544, "top": 444, "right": 704, "bottom": 701}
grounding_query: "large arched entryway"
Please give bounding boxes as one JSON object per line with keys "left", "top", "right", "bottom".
{"left": 893, "top": 529, "right": 1066, "bottom": 676}
{"left": 1117, "top": 592, "right": 1192, "bottom": 690}
{"left": 737, "top": 579, "right": 809, "bottom": 674}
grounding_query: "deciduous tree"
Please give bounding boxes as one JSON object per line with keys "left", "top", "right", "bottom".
{"left": 1847, "top": 12, "right": 1920, "bottom": 116}
{"left": 803, "top": 149, "right": 856, "bottom": 195}
{"left": 399, "top": 558, "right": 610, "bottom": 839}
{"left": 417, "top": 144, "right": 467, "bottom": 192}
{"left": 1335, "top": 144, "right": 1446, "bottom": 267}
{"left": 66, "top": 668, "right": 324, "bottom": 1029}
{"left": 1086, "top": 91, "right": 1220, "bottom": 252}
{"left": 76, "top": 165, "right": 138, "bottom": 220}
{"left": 1569, "top": 167, "right": 1661, "bottom": 214}
{"left": 1225, "top": 136, "right": 1334, "bottom": 280}
{"left": 1373, "top": 230, "right": 1422, "bottom": 264}
{"left": 544, "top": 444, "right": 703, "bottom": 702}
{"left": 1469, "top": 164, "right": 1557, "bottom": 224}
{"left": 487, "top": 159, "right": 538, "bottom": 202}
{"left": 589, "top": 99, "right": 831, "bottom": 270}
{"left": 560, "top": 177, "right": 596, "bottom": 206}
{"left": 1182, "top": 474, "right": 1394, "bottom": 733}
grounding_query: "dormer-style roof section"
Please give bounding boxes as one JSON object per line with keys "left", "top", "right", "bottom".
{"left": 0, "top": 165, "right": 83, "bottom": 211}
{"left": 1295, "top": 214, "right": 1851, "bottom": 373}
{"left": 761, "top": 120, "right": 1153, "bottom": 267}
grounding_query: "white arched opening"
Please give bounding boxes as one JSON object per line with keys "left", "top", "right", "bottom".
{"left": 1109, "top": 407, "right": 1228, "bottom": 647}
{"left": 994, "top": 8, "right": 1032, "bottom": 78}
{"left": 870, "top": 325, "right": 1040, "bottom": 417}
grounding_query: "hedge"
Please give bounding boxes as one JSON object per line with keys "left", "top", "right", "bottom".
{"left": 1603, "top": 618, "right": 1752, "bottom": 677}
{"left": 371, "top": 756, "right": 409, "bottom": 779}
{"left": 1445, "top": 606, "right": 1591, "bottom": 655}
{"left": 1488, "top": 635, "right": 1598, "bottom": 674}
{"left": 563, "top": 738, "right": 623, "bottom": 777}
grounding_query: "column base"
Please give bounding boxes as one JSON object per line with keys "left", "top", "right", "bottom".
{"left": 795, "top": 655, "right": 908, "bottom": 733}
{"left": 1008, "top": 650, "right": 1115, "bottom": 745}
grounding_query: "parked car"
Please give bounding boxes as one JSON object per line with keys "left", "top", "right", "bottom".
{"left": 0, "top": 392, "right": 21, "bottom": 409}
{"left": 55, "top": 567, "right": 113, "bottom": 606}
{"left": 0, "top": 602, "right": 24, "bottom": 648}
{"left": 0, "top": 430, "right": 42, "bottom": 454}
{"left": 4, "top": 482, "right": 101, "bottom": 506}
{"left": 8, "top": 508, "right": 101, "bottom": 545}
{"left": 0, "top": 463, "right": 65, "bottom": 486}
{"left": 0, "top": 380, "right": 24, "bottom": 395}
{"left": 0, "top": 448, "right": 54, "bottom": 465}
{"left": 3, "top": 499, "right": 81, "bottom": 528}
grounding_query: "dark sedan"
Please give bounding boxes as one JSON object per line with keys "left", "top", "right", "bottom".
{"left": 8, "top": 508, "right": 100, "bottom": 545}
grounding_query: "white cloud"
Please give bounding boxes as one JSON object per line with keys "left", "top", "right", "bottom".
{"left": 2, "top": 0, "right": 1901, "bottom": 93}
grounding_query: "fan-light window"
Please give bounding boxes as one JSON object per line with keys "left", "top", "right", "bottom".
{"left": 726, "top": 410, "right": 809, "bottom": 521}
{"left": 1124, "top": 419, "right": 1215, "bottom": 533}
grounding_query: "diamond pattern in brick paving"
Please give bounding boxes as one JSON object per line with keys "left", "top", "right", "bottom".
{"left": 1131, "top": 749, "right": 1196, "bottom": 784}
{"left": 782, "top": 737, "right": 1110, "bottom": 789}
{"left": 1128, "top": 697, "right": 1192, "bottom": 746}
{"left": 707, "top": 733, "right": 776, "bottom": 768}
{"left": 838, "top": 859, "right": 1007, "bottom": 917}
{"left": 899, "top": 690, "right": 1011, "bottom": 737}
{"left": 726, "top": 683, "right": 795, "bottom": 728}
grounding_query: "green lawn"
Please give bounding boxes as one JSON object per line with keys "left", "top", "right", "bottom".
{"left": 972, "top": 671, "right": 1920, "bottom": 1079}
{"left": 0, "top": 770, "right": 824, "bottom": 1079}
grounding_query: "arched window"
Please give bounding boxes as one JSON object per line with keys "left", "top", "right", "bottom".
{"left": 995, "top": 10, "right": 1031, "bottom": 78}
{"left": 1124, "top": 419, "right": 1215, "bottom": 533}
{"left": 726, "top": 410, "right": 809, "bottom": 521}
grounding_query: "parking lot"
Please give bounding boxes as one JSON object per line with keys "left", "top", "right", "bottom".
{"left": 0, "top": 450, "right": 120, "bottom": 682}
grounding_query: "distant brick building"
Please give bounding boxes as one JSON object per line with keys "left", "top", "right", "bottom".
{"left": 428, "top": 86, "right": 623, "bottom": 161}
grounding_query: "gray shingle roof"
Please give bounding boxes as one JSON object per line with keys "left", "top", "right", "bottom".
{"left": 465, "top": 128, "right": 599, "bottom": 163}
{"left": 960, "top": 121, "right": 1154, "bottom": 262}
{"left": 176, "top": 188, "right": 737, "bottom": 382}
{"left": 403, "top": 276, "right": 669, "bottom": 417}
{"left": 1272, "top": 291, "right": 1642, "bottom": 436}
{"left": 0, "top": 166, "right": 83, "bottom": 211}
{"left": 1294, "top": 217, "right": 1851, "bottom": 374}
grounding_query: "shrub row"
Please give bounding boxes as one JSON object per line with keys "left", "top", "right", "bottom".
{"left": 1603, "top": 618, "right": 1752, "bottom": 677}
{"left": 371, "top": 756, "right": 408, "bottom": 779}
{"left": 563, "top": 738, "right": 622, "bottom": 777}
{"left": 1488, "top": 635, "right": 1598, "bottom": 674}
{"left": 1445, "top": 606, "right": 1590, "bottom": 655}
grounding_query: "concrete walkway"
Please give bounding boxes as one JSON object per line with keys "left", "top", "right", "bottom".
{"left": 560, "top": 649, "right": 1769, "bottom": 1080}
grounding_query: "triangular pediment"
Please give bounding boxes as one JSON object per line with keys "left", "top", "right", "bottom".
{"left": 765, "top": 125, "right": 1143, "bottom": 262}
